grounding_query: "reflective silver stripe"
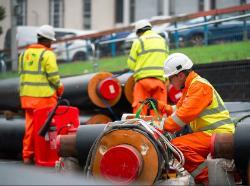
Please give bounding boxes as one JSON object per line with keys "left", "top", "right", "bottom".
{"left": 47, "top": 71, "right": 59, "bottom": 77}
{"left": 137, "top": 37, "right": 168, "bottom": 56}
{"left": 20, "top": 70, "right": 46, "bottom": 75}
{"left": 145, "top": 36, "right": 162, "bottom": 39}
{"left": 128, "top": 56, "right": 136, "bottom": 63}
{"left": 20, "top": 82, "right": 50, "bottom": 86}
{"left": 138, "top": 49, "right": 168, "bottom": 56}
{"left": 134, "top": 66, "right": 163, "bottom": 74}
{"left": 139, "top": 38, "right": 144, "bottom": 51}
{"left": 50, "top": 80, "right": 60, "bottom": 89}
{"left": 20, "top": 49, "right": 46, "bottom": 74}
{"left": 20, "top": 52, "right": 25, "bottom": 72}
{"left": 199, "top": 91, "right": 226, "bottom": 117}
{"left": 38, "top": 50, "right": 47, "bottom": 72}
{"left": 191, "top": 161, "right": 207, "bottom": 178}
{"left": 171, "top": 113, "right": 186, "bottom": 128}
{"left": 165, "top": 42, "right": 169, "bottom": 54}
{"left": 197, "top": 118, "right": 233, "bottom": 132}
{"left": 172, "top": 105, "right": 177, "bottom": 112}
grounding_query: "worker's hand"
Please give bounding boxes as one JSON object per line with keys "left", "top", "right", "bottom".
{"left": 161, "top": 104, "right": 173, "bottom": 116}
{"left": 56, "top": 84, "right": 64, "bottom": 97}
{"left": 144, "top": 98, "right": 158, "bottom": 110}
{"left": 155, "top": 101, "right": 173, "bottom": 116}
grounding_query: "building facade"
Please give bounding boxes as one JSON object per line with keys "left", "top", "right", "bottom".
{"left": 0, "top": 0, "right": 248, "bottom": 49}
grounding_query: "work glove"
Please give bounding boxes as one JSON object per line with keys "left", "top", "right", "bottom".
{"left": 161, "top": 104, "right": 173, "bottom": 116}
{"left": 144, "top": 98, "right": 174, "bottom": 116}
{"left": 144, "top": 98, "right": 158, "bottom": 110}
{"left": 56, "top": 84, "right": 64, "bottom": 97}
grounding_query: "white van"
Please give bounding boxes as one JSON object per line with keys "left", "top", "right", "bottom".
{"left": 4, "top": 26, "right": 96, "bottom": 62}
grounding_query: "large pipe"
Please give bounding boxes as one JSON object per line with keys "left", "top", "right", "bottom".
{"left": 0, "top": 114, "right": 109, "bottom": 158}
{"left": 116, "top": 73, "right": 134, "bottom": 104}
{"left": 211, "top": 133, "right": 234, "bottom": 159}
{"left": 234, "top": 122, "right": 250, "bottom": 172}
{"left": 0, "top": 117, "right": 25, "bottom": 158}
{"left": 0, "top": 72, "right": 122, "bottom": 111}
{"left": 62, "top": 72, "right": 122, "bottom": 109}
{"left": 57, "top": 124, "right": 106, "bottom": 165}
{"left": 0, "top": 78, "right": 20, "bottom": 111}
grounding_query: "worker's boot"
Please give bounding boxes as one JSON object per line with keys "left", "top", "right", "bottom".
{"left": 23, "top": 158, "right": 34, "bottom": 165}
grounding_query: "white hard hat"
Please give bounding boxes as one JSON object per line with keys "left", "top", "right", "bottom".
{"left": 37, "top": 25, "right": 56, "bottom": 41}
{"left": 134, "top": 19, "right": 152, "bottom": 32}
{"left": 164, "top": 53, "right": 193, "bottom": 78}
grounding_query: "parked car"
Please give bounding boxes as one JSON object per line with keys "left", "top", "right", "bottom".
{"left": 95, "top": 31, "right": 131, "bottom": 57}
{"left": 167, "top": 14, "right": 250, "bottom": 47}
{"left": 4, "top": 26, "right": 96, "bottom": 63}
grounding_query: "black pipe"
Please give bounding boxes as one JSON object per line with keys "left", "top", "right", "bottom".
{"left": 0, "top": 117, "right": 25, "bottom": 158}
{"left": 76, "top": 124, "right": 106, "bottom": 165}
{"left": 0, "top": 73, "right": 122, "bottom": 112}
{"left": 0, "top": 78, "right": 20, "bottom": 111}
{"left": 234, "top": 122, "right": 250, "bottom": 172}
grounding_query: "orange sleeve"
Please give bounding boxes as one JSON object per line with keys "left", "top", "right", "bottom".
{"left": 56, "top": 84, "right": 64, "bottom": 97}
{"left": 164, "top": 81, "right": 213, "bottom": 133}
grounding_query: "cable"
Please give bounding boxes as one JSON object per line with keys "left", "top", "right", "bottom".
{"left": 235, "top": 114, "right": 250, "bottom": 124}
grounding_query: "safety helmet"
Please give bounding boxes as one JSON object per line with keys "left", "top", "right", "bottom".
{"left": 164, "top": 53, "right": 193, "bottom": 78}
{"left": 134, "top": 19, "right": 152, "bottom": 33}
{"left": 37, "top": 25, "right": 56, "bottom": 41}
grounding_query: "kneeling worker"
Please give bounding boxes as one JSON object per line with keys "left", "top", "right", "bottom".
{"left": 146, "top": 53, "right": 235, "bottom": 184}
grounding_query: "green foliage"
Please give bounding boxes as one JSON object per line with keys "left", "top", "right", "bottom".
{"left": 0, "top": 6, "right": 5, "bottom": 35}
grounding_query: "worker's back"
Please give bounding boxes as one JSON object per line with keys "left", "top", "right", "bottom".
{"left": 129, "top": 30, "right": 168, "bottom": 81}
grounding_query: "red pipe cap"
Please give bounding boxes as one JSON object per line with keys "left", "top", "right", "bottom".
{"left": 100, "top": 144, "right": 142, "bottom": 184}
{"left": 98, "top": 78, "right": 120, "bottom": 100}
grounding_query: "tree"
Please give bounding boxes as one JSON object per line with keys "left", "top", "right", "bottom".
{"left": 0, "top": 6, "right": 5, "bottom": 35}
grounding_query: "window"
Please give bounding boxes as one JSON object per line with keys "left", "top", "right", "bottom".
{"left": 49, "top": 0, "right": 64, "bottom": 27}
{"left": 130, "top": 0, "right": 135, "bottom": 23}
{"left": 83, "top": 0, "right": 91, "bottom": 29}
{"left": 157, "top": 0, "right": 163, "bottom": 15}
{"left": 198, "top": 0, "right": 204, "bottom": 11}
{"left": 16, "top": 0, "right": 27, "bottom": 26}
{"left": 210, "top": 0, "right": 216, "bottom": 10}
{"left": 169, "top": 0, "right": 175, "bottom": 15}
{"left": 115, "top": 0, "right": 124, "bottom": 23}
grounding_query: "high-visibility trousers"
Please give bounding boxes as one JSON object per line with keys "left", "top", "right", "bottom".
{"left": 21, "top": 96, "right": 57, "bottom": 161}
{"left": 171, "top": 132, "right": 211, "bottom": 184}
{"left": 132, "top": 77, "right": 167, "bottom": 116}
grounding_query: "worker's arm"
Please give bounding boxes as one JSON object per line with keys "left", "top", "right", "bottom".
{"left": 127, "top": 40, "right": 140, "bottom": 71}
{"left": 164, "top": 82, "right": 213, "bottom": 133}
{"left": 44, "top": 51, "right": 63, "bottom": 94}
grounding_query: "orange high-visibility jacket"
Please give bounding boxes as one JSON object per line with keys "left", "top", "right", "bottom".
{"left": 163, "top": 71, "right": 235, "bottom": 135}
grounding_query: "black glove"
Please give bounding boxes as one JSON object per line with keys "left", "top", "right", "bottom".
{"left": 144, "top": 98, "right": 158, "bottom": 110}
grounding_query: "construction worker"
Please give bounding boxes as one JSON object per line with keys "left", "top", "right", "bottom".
{"left": 145, "top": 53, "right": 235, "bottom": 184}
{"left": 127, "top": 19, "right": 169, "bottom": 115}
{"left": 18, "top": 25, "right": 64, "bottom": 164}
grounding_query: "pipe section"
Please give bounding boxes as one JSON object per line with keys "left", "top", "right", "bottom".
{"left": 234, "top": 122, "right": 250, "bottom": 171}
{"left": 57, "top": 124, "right": 106, "bottom": 165}
{"left": 0, "top": 72, "right": 122, "bottom": 111}
{"left": 0, "top": 117, "right": 25, "bottom": 157}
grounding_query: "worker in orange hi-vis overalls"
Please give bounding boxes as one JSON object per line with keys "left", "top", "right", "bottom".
{"left": 127, "top": 19, "right": 169, "bottom": 116}
{"left": 145, "top": 53, "right": 235, "bottom": 184}
{"left": 18, "top": 25, "right": 64, "bottom": 164}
